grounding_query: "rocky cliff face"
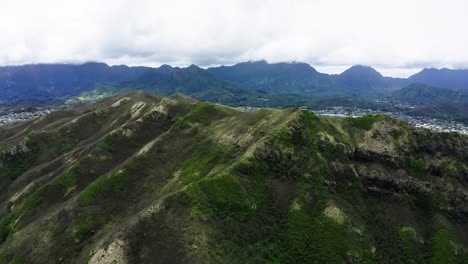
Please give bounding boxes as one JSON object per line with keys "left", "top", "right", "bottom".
{"left": 0, "top": 92, "right": 467, "bottom": 263}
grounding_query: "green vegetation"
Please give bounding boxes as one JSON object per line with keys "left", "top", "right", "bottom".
{"left": 184, "top": 102, "right": 215, "bottom": 125}
{"left": 320, "top": 141, "right": 350, "bottom": 162}
{"left": 188, "top": 173, "right": 257, "bottom": 220}
{"left": 1, "top": 93, "right": 468, "bottom": 263}
{"left": 122, "top": 123, "right": 135, "bottom": 130}
{"left": 58, "top": 141, "right": 77, "bottom": 154}
{"left": 0, "top": 216, "right": 12, "bottom": 243}
{"left": 94, "top": 110, "right": 111, "bottom": 123}
{"left": 431, "top": 228, "right": 455, "bottom": 264}
{"left": 97, "top": 134, "right": 114, "bottom": 151}
{"left": 398, "top": 227, "right": 421, "bottom": 263}
{"left": 0, "top": 133, "right": 40, "bottom": 180}
{"left": 16, "top": 187, "right": 48, "bottom": 221}
{"left": 53, "top": 169, "right": 78, "bottom": 189}
{"left": 170, "top": 102, "right": 226, "bottom": 130}
{"left": 346, "top": 115, "right": 386, "bottom": 130}
{"left": 0, "top": 186, "right": 48, "bottom": 243}
{"left": 441, "top": 159, "right": 467, "bottom": 180}
{"left": 79, "top": 169, "right": 128, "bottom": 206}
{"left": 170, "top": 117, "right": 190, "bottom": 131}
{"left": 73, "top": 215, "right": 92, "bottom": 242}
{"left": 8, "top": 256, "right": 24, "bottom": 264}
{"left": 279, "top": 207, "right": 351, "bottom": 263}
{"left": 274, "top": 128, "right": 291, "bottom": 146}
{"left": 414, "top": 192, "right": 442, "bottom": 214}
{"left": 407, "top": 156, "right": 427, "bottom": 179}
{"left": 180, "top": 143, "right": 232, "bottom": 183}
{"left": 57, "top": 128, "right": 78, "bottom": 154}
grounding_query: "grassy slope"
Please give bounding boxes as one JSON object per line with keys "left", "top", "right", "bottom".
{"left": 0, "top": 92, "right": 467, "bottom": 263}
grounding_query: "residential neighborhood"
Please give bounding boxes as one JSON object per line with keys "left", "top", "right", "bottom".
{"left": 0, "top": 108, "right": 55, "bottom": 125}
{"left": 314, "top": 106, "right": 468, "bottom": 135}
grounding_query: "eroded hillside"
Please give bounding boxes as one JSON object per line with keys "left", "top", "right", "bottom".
{"left": 0, "top": 91, "right": 467, "bottom": 263}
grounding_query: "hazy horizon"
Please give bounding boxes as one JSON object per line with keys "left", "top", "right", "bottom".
{"left": 1, "top": 0, "right": 467, "bottom": 78}
{"left": 0, "top": 59, "right": 456, "bottom": 78}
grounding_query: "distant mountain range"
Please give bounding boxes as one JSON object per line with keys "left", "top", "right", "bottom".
{"left": 1, "top": 60, "right": 468, "bottom": 104}
{"left": 336, "top": 65, "right": 406, "bottom": 92}
{"left": 408, "top": 68, "right": 468, "bottom": 90}
{"left": 116, "top": 64, "right": 259, "bottom": 104}
{"left": 0, "top": 62, "right": 150, "bottom": 101}
{"left": 207, "top": 61, "right": 338, "bottom": 96}
{"left": 208, "top": 61, "right": 407, "bottom": 96}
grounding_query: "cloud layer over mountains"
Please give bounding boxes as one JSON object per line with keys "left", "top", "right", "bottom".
{"left": 1, "top": 0, "right": 467, "bottom": 77}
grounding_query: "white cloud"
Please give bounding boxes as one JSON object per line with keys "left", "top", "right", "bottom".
{"left": 0, "top": 0, "right": 467, "bottom": 77}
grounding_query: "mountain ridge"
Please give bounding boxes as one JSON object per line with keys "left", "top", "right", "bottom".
{"left": 392, "top": 83, "right": 468, "bottom": 104}
{"left": 408, "top": 68, "right": 468, "bottom": 90}
{"left": 114, "top": 64, "right": 260, "bottom": 104}
{"left": 2, "top": 60, "right": 468, "bottom": 105}
{"left": 0, "top": 62, "right": 152, "bottom": 101}
{"left": 0, "top": 91, "right": 467, "bottom": 263}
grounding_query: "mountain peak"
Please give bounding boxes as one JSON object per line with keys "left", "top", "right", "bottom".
{"left": 81, "top": 61, "right": 109, "bottom": 67}
{"left": 185, "top": 64, "right": 205, "bottom": 72}
{"left": 340, "top": 65, "right": 383, "bottom": 78}
{"left": 247, "top": 60, "right": 268, "bottom": 65}
{"left": 335, "top": 65, "right": 390, "bottom": 91}
{"left": 230, "top": 60, "right": 317, "bottom": 72}
{"left": 158, "top": 64, "right": 173, "bottom": 69}
{"left": 409, "top": 67, "right": 468, "bottom": 90}
{"left": 156, "top": 64, "right": 174, "bottom": 74}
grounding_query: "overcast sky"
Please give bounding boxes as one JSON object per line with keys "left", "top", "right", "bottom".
{"left": 0, "top": 0, "right": 467, "bottom": 77}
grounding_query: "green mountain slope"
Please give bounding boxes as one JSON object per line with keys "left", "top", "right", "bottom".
{"left": 0, "top": 62, "right": 151, "bottom": 101}
{"left": 3, "top": 61, "right": 468, "bottom": 104}
{"left": 408, "top": 68, "right": 468, "bottom": 91}
{"left": 0, "top": 91, "right": 468, "bottom": 263}
{"left": 392, "top": 83, "right": 468, "bottom": 104}
{"left": 113, "top": 65, "right": 260, "bottom": 105}
{"left": 338, "top": 65, "right": 406, "bottom": 91}
{"left": 208, "top": 60, "right": 356, "bottom": 97}
{"left": 208, "top": 61, "right": 407, "bottom": 97}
